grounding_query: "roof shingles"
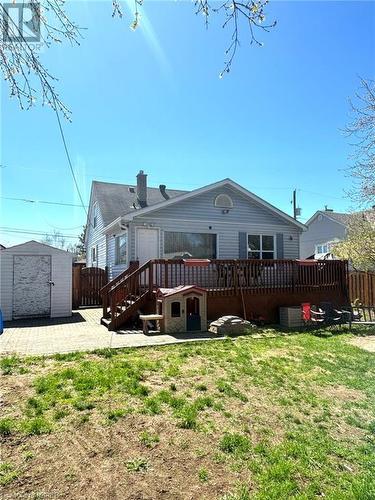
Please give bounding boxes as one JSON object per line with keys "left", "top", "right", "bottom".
{"left": 93, "top": 181, "right": 188, "bottom": 226}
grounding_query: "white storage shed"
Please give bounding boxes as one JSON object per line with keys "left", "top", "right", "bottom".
{"left": 0, "top": 241, "right": 73, "bottom": 321}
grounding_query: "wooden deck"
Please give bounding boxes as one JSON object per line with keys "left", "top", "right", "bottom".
{"left": 101, "top": 259, "right": 349, "bottom": 330}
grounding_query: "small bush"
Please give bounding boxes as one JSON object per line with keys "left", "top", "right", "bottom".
{"left": 219, "top": 433, "right": 250, "bottom": 455}
{"left": 170, "top": 383, "right": 177, "bottom": 392}
{"left": 126, "top": 458, "right": 149, "bottom": 473}
{"left": 0, "top": 418, "right": 15, "bottom": 436}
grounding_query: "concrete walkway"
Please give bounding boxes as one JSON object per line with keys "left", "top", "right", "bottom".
{"left": 0, "top": 308, "right": 223, "bottom": 356}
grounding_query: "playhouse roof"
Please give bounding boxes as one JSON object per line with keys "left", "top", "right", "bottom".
{"left": 157, "top": 285, "right": 206, "bottom": 298}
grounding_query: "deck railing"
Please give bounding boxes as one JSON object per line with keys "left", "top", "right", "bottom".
{"left": 102, "top": 259, "right": 348, "bottom": 329}
{"left": 150, "top": 259, "right": 348, "bottom": 295}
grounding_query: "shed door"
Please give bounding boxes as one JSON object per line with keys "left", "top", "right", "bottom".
{"left": 13, "top": 255, "right": 52, "bottom": 319}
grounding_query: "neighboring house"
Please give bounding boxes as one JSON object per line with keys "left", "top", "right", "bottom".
{"left": 85, "top": 171, "right": 306, "bottom": 279}
{"left": 0, "top": 244, "right": 6, "bottom": 250}
{"left": 300, "top": 209, "right": 352, "bottom": 259}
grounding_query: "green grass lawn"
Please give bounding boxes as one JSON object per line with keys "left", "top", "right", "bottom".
{"left": 1, "top": 327, "right": 374, "bottom": 499}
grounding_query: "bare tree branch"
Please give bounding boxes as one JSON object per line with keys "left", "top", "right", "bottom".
{"left": 195, "top": 0, "right": 276, "bottom": 77}
{"left": 345, "top": 78, "right": 375, "bottom": 206}
{"left": 0, "top": 0, "right": 274, "bottom": 118}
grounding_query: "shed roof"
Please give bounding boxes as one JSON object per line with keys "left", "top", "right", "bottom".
{"left": 1, "top": 240, "right": 73, "bottom": 257}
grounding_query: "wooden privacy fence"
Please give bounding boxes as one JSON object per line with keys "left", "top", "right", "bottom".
{"left": 72, "top": 265, "right": 108, "bottom": 308}
{"left": 349, "top": 271, "right": 375, "bottom": 306}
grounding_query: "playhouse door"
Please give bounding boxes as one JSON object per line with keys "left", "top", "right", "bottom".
{"left": 186, "top": 297, "right": 201, "bottom": 331}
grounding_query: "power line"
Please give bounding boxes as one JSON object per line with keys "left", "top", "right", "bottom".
{"left": 0, "top": 195, "right": 88, "bottom": 208}
{"left": 51, "top": 95, "right": 92, "bottom": 228}
{"left": 0, "top": 227, "right": 79, "bottom": 239}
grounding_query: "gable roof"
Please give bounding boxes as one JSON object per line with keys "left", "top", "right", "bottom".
{"left": 103, "top": 178, "right": 306, "bottom": 231}
{"left": 93, "top": 181, "right": 187, "bottom": 226}
{"left": 306, "top": 209, "right": 374, "bottom": 227}
{"left": 2, "top": 240, "right": 73, "bottom": 256}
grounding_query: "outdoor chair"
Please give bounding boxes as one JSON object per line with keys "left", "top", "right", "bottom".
{"left": 301, "top": 303, "right": 326, "bottom": 326}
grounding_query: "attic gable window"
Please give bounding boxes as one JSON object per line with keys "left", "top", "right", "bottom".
{"left": 214, "top": 194, "right": 233, "bottom": 209}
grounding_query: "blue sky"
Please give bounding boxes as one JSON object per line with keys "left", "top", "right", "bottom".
{"left": 1, "top": 0, "right": 374, "bottom": 247}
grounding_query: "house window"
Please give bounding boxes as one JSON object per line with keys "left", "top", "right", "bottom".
{"left": 164, "top": 232, "right": 217, "bottom": 259}
{"left": 91, "top": 245, "right": 98, "bottom": 263}
{"left": 171, "top": 301, "right": 181, "bottom": 318}
{"left": 115, "top": 233, "right": 128, "bottom": 265}
{"left": 316, "top": 243, "right": 330, "bottom": 254}
{"left": 93, "top": 216, "right": 97, "bottom": 228}
{"left": 214, "top": 194, "right": 233, "bottom": 209}
{"left": 247, "top": 235, "right": 275, "bottom": 259}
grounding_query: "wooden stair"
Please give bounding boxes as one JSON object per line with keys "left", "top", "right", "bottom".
{"left": 100, "top": 261, "right": 154, "bottom": 331}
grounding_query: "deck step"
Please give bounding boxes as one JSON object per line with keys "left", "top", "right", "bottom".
{"left": 100, "top": 317, "right": 111, "bottom": 328}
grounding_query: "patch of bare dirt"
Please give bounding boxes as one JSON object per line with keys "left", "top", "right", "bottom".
{"left": 350, "top": 336, "right": 375, "bottom": 353}
{"left": 1, "top": 415, "right": 252, "bottom": 500}
{"left": 319, "top": 385, "right": 364, "bottom": 403}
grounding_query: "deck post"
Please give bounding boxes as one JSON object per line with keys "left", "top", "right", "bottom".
{"left": 149, "top": 261, "right": 154, "bottom": 295}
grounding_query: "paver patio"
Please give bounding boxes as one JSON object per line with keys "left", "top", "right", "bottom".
{"left": 0, "top": 308, "right": 222, "bottom": 356}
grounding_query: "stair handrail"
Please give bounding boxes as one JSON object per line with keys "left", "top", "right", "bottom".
{"left": 101, "top": 260, "right": 139, "bottom": 318}
{"left": 108, "top": 260, "right": 154, "bottom": 323}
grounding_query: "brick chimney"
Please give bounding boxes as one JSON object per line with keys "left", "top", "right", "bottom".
{"left": 136, "top": 170, "right": 147, "bottom": 208}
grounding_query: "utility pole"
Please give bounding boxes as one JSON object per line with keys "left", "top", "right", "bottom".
{"left": 293, "top": 189, "right": 297, "bottom": 219}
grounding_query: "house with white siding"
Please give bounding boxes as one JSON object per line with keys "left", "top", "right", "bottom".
{"left": 85, "top": 171, "right": 306, "bottom": 279}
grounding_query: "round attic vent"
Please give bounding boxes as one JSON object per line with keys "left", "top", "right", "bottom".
{"left": 214, "top": 194, "right": 233, "bottom": 209}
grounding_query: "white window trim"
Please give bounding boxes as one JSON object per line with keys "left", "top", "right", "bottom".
{"left": 115, "top": 230, "right": 129, "bottom": 267}
{"left": 91, "top": 245, "right": 98, "bottom": 266}
{"left": 246, "top": 233, "right": 276, "bottom": 259}
{"left": 315, "top": 240, "right": 336, "bottom": 255}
